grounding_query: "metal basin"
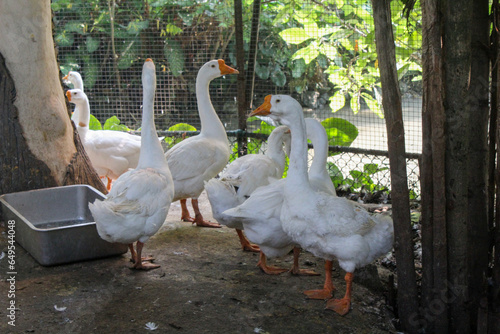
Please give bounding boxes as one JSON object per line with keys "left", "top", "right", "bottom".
{"left": 0, "top": 185, "right": 128, "bottom": 266}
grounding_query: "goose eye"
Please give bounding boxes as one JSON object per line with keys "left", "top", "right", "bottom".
{"left": 211, "top": 64, "right": 216, "bottom": 68}
{"left": 276, "top": 99, "right": 281, "bottom": 103}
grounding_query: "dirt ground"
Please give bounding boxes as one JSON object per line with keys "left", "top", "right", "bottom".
{"left": 0, "top": 191, "right": 397, "bottom": 334}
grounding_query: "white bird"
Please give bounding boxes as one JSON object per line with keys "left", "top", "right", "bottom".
{"left": 164, "top": 59, "right": 238, "bottom": 228}
{"left": 66, "top": 89, "right": 144, "bottom": 190}
{"left": 248, "top": 95, "right": 393, "bottom": 315}
{"left": 223, "top": 118, "right": 335, "bottom": 275}
{"left": 89, "top": 59, "right": 174, "bottom": 270}
{"left": 205, "top": 125, "right": 290, "bottom": 252}
{"left": 63, "top": 71, "right": 84, "bottom": 124}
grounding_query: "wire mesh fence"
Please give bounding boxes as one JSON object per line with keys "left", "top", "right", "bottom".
{"left": 53, "top": 0, "right": 422, "bottom": 198}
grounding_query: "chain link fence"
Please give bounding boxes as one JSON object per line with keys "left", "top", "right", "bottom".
{"left": 53, "top": 0, "right": 422, "bottom": 199}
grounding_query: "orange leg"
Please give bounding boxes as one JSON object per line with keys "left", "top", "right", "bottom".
{"left": 236, "top": 229, "right": 260, "bottom": 252}
{"left": 106, "top": 177, "right": 112, "bottom": 191}
{"left": 180, "top": 199, "right": 194, "bottom": 222}
{"left": 326, "top": 272, "right": 353, "bottom": 316}
{"left": 304, "top": 260, "right": 335, "bottom": 299}
{"left": 131, "top": 242, "right": 160, "bottom": 270}
{"left": 290, "top": 247, "right": 320, "bottom": 276}
{"left": 191, "top": 198, "right": 221, "bottom": 228}
{"left": 257, "top": 251, "right": 288, "bottom": 275}
{"left": 128, "top": 244, "right": 154, "bottom": 263}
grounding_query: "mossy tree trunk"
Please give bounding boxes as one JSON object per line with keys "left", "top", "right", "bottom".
{"left": 0, "top": 0, "right": 107, "bottom": 196}
{"left": 420, "top": 0, "right": 494, "bottom": 332}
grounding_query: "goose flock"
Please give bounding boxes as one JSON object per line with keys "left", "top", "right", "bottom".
{"left": 64, "top": 58, "right": 394, "bottom": 316}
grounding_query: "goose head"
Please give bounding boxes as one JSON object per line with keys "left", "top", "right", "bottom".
{"left": 250, "top": 95, "right": 303, "bottom": 128}
{"left": 199, "top": 59, "right": 239, "bottom": 81}
{"left": 66, "top": 89, "right": 87, "bottom": 105}
{"left": 63, "top": 71, "right": 83, "bottom": 90}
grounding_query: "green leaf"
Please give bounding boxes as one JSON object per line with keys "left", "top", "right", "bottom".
{"left": 117, "top": 52, "right": 136, "bottom": 70}
{"left": 164, "top": 39, "right": 185, "bottom": 76}
{"left": 165, "top": 23, "right": 183, "bottom": 35}
{"left": 363, "top": 163, "right": 380, "bottom": 175}
{"left": 65, "top": 21, "right": 85, "bottom": 34}
{"left": 291, "top": 59, "right": 306, "bottom": 78}
{"left": 361, "top": 92, "right": 383, "bottom": 118}
{"left": 83, "top": 57, "right": 99, "bottom": 89}
{"left": 279, "top": 28, "right": 312, "bottom": 45}
{"left": 168, "top": 123, "right": 197, "bottom": 132}
{"left": 54, "top": 32, "right": 74, "bottom": 47}
{"left": 271, "top": 68, "right": 286, "bottom": 87}
{"left": 327, "top": 162, "right": 344, "bottom": 187}
{"left": 292, "top": 43, "right": 319, "bottom": 64}
{"left": 321, "top": 117, "right": 358, "bottom": 147}
{"left": 88, "top": 114, "right": 102, "bottom": 130}
{"left": 127, "top": 20, "right": 149, "bottom": 35}
{"left": 255, "top": 63, "right": 270, "bottom": 80}
{"left": 86, "top": 36, "right": 100, "bottom": 53}
{"left": 103, "top": 116, "right": 130, "bottom": 131}
{"left": 164, "top": 123, "right": 197, "bottom": 147}
{"left": 329, "top": 91, "right": 346, "bottom": 112}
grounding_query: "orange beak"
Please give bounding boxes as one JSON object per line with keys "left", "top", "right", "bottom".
{"left": 218, "top": 59, "right": 239, "bottom": 75}
{"left": 63, "top": 72, "right": 70, "bottom": 80}
{"left": 145, "top": 58, "right": 153, "bottom": 63}
{"left": 66, "top": 90, "right": 72, "bottom": 102}
{"left": 249, "top": 95, "right": 272, "bottom": 117}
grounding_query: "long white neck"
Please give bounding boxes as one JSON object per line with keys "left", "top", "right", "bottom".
{"left": 284, "top": 114, "right": 310, "bottom": 190}
{"left": 306, "top": 120, "right": 329, "bottom": 179}
{"left": 305, "top": 118, "right": 336, "bottom": 195}
{"left": 266, "top": 126, "right": 288, "bottom": 172}
{"left": 70, "top": 76, "right": 83, "bottom": 122}
{"left": 75, "top": 95, "right": 90, "bottom": 139}
{"left": 137, "top": 77, "right": 165, "bottom": 169}
{"left": 72, "top": 80, "right": 83, "bottom": 91}
{"left": 196, "top": 74, "right": 228, "bottom": 140}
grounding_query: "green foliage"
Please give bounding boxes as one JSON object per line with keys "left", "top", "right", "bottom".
{"left": 272, "top": 0, "right": 421, "bottom": 117}
{"left": 164, "top": 39, "right": 185, "bottom": 76}
{"left": 103, "top": 116, "right": 131, "bottom": 131}
{"left": 88, "top": 114, "right": 102, "bottom": 130}
{"left": 88, "top": 115, "right": 130, "bottom": 131}
{"left": 321, "top": 117, "right": 358, "bottom": 147}
{"left": 164, "top": 123, "right": 197, "bottom": 147}
{"left": 343, "top": 163, "right": 389, "bottom": 192}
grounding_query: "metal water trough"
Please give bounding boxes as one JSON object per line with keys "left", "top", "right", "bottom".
{"left": 0, "top": 185, "right": 128, "bottom": 266}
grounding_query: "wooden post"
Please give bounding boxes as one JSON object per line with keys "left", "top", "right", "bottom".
{"left": 234, "top": 0, "right": 247, "bottom": 157}
{"left": 246, "top": 0, "right": 261, "bottom": 109}
{"left": 421, "top": 0, "right": 448, "bottom": 332}
{"left": 371, "top": 1, "right": 420, "bottom": 332}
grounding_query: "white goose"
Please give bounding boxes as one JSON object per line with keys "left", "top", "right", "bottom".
{"left": 249, "top": 95, "right": 393, "bottom": 315}
{"left": 66, "top": 89, "right": 143, "bottom": 189}
{"left": 63, "top": 71, "right": 84, "bottom": 124}
{"left": 165, "top": 59, "right": 238, "bottom": 227}
{"left": 205, "top": 125, "right": 290, "bottom": 251}
{"left": 223, "top": 118, "right": 335, "bottom": 275}
{"left": 89, "top": 59, "right": 174, "bottom": 270}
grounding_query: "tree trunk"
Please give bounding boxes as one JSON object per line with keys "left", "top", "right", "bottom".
{"left": 234, "top": 0, "right": 247, "bottom": 157}
{"left": 0, "top": 0, "right": 107, "bottom": 196}
{"left": 371, "top": 1, "right": 419, "bottom": 332}
{"left": 467, "top": 1, "right": 491, "bottom": 332}
{"left": 442, "top": 0, "right": 473, "bottom": 332}
{"left": 421, "top": 0, "right": 447, "bottom": 332}
{"left": 492, "top": 2, "right": 500, "bottom": 331}
{"left": 246, "top": 0, "right": 261, "bottom": 110}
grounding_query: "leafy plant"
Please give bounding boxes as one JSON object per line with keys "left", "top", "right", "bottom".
{"left": 342, "top": 163, "right": 389, "bottom": 192}
{"left": 88, "top": 115, "right": 130, "bottom": 131}
{"left": 275, "top": 0, "right": 421, "bottom": 117}
{"left": 163, "top": 123, "right": 197, "bottom": 148}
